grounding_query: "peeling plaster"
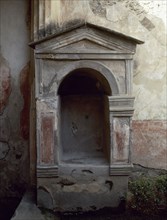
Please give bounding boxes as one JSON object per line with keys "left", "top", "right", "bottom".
{"left": 139, "top": 0, "right": 167, "bottom": 28}
{"left": 0, "top": 0, "right": 30, "bottom": 198}
{"left": 0, "top": 141, "right": 10, "bottom": 160}
{"left": 0, "top": 54, "right": 11, "bottom": 115}
{"left": 50, "top": 0, "right": 90, "bottom": 26}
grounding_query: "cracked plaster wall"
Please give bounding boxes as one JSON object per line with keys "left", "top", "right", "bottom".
{"left": 35, "top": 0, "right": 166, "bottom": 170}
{"left": 0, "top": 0, "right": 30, "bottom": 198}
{"left": 42, "top": 0, "right": 166, "bottom": 121}
{"left": 87, "top": 0, "right": 167, "bottom": 169}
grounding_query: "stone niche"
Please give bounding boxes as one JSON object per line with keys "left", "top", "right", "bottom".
{"left": 30, "top": 22, "right": 143, "bottom": 212}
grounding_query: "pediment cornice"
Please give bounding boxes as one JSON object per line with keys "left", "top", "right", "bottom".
{"left": 29, "top": 22, "right": 144, "bottom": 55}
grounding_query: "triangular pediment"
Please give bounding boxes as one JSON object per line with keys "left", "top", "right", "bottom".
{"left": 30, "top": 22, "right": 144, "bottom": 54}
{"left": 54, "top": 39, "right": 116, "bottom": 53}
{"left": 39, "top": 35, "right": 127, "bottom": 54}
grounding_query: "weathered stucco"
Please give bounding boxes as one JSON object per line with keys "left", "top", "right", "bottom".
{"left": 34, "top": 0, "right": 166, "bottom": 120}
{"left": 0, "top": 0, "right": 30, "bottom": 198}
{"left": 132, "top": 120, "right": 167, "bottom": 169}
{"left": 31, "top": 0, "right": 166, "bottom": 171}
{"left": 87, "top": 0, "right": 167, "bottom": 120}
{"left": 0, "top": 0, "right": 166, "bottom": 201}
{"left": 0, "top": 55, "right": 11, "bottom": 115}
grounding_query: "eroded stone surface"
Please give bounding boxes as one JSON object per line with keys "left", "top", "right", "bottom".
{"left": 38, "top": 187, "right": 54, "bottom": 210}
{"left": 37, "top": 175, "right": 128, "bottom": 212}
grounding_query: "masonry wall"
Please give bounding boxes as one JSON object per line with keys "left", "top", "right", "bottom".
{"left": 33, "top": 0, "right": 166, "bottom": 170}
{"left": 0, "top": 0, "right": 166, "bottom": 199}
{"left": 0, "top": 0, "right": 30, "bottom": 198}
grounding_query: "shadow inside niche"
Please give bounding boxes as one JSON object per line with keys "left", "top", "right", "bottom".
{"left": 0, "top": 198, "right": 21, "bottom": 220}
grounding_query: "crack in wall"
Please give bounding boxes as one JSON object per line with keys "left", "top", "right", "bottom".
{"left": 89, "top": 0, "right": 156, "bottom": 31}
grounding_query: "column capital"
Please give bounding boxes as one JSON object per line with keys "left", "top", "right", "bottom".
{"left": 109, "top": 96, "right": 135, "bottom": 116}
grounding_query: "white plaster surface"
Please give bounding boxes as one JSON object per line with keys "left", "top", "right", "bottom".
{"left": 139, "top": 0, "right": 167, "bottom": 28}
{"left": 87, "top": 0, "right": 167, "bottom": 120}
{"left": 48, "top": 0, "right": 166, "bottom": 120}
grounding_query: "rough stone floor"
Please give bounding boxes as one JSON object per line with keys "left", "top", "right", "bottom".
{"left": 42, "top": 210, "right": 167, "bottom": 220}
{"left": 2, "top": 191, "right": 166, "bottom": 220}
{"left": 1, "top": 204, "right": 167, "bottom": 220}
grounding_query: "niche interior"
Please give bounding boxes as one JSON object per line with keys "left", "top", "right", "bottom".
{"left": 58, "top": 68, "right": 110, "bottom": 165}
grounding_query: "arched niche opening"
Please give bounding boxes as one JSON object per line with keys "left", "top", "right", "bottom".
{"left": 58, "top": 68, "right": 111, "bottom": 165}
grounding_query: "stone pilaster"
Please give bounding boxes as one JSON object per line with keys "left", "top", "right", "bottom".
{"left": 109, "top": 96, "right": 134, "bottom": 175}
{"left": 36, "top": 98, "right": 58, "bottom": 178}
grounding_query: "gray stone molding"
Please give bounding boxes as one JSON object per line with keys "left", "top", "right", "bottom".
{"left": 35, "top": 60, "right": 121, "bottom": 98}
{"left": 30, "top": 22, "right": 143, "bottom": 49}
{"left": 109, "top": 96, "right": 135, "bottom": 116}
{"left": 109, "top": 164, "right": 133, "bottom": 176}
{"left": 37, "top": 166, "right": 58, "bottom": 178}
{"left": 57, "top": 61, "right": 119, "bottom": 95}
